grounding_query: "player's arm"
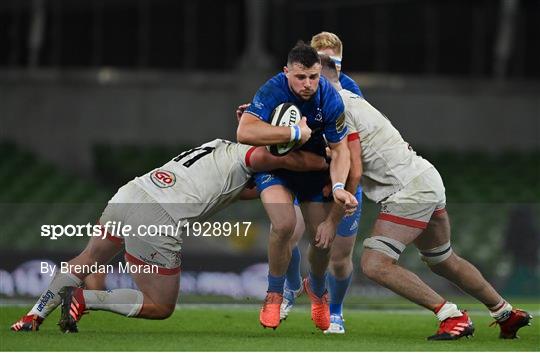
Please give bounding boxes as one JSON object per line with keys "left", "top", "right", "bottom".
{"left": 344, "top": 132, "right": 362, "bottom": 194}
{"left": 328, "top": 137, "right": 357, "bottom": 207}
{"left": 314, "top": 135, "right": 358, "bottom": 249}
{"left": 239, "top": 185, "right": 259, "bottom": 200}
{"left": 248, "top": 146, "right": 328, "bottom": 172}
{"left": 237, "top": 113, "right": 311, "bottom": 146}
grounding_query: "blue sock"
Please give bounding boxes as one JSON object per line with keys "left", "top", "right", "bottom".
{"left": 328, "top": 272, "right": 352, "bottom": 316}
{"left": 285, "top": 246, "right": 302, "bottom": 291}
{"left": 308, "top": 271, "right": 327, "bottom": 298}
{"left": 267, "top": 273, "right": 286, "bottom": 293}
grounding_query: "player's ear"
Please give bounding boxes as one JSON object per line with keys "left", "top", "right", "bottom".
{"left": 283, "top": 66, "right": 289, "bottom": 75}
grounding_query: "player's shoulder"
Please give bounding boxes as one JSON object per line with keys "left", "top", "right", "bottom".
{"left": 202, "top": 138, "right": 232, "bottom": 149}
{"left": 255, "top": 73, "right": 288, "bottom": 101}
{"left": 319, "top": 76, "right": 341, "bottom": 101}
{"left": 319, "top": 76, "right": 344, "bottom": 114}
{"left": 339, "top": 88, "right": 362, "bottom": 102}
{"left": 339, "top": 72, "right": 363, "bottom": 97}
{"left": 263, "top": 72, "right": 287, "bottom": 89}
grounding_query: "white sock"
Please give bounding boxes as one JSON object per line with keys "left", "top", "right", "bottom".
{"left": 435, "top": 302, "right": 463, "bottom": 321}
{"left": 489, "top": 300, "right": 513, "bottom": 322}
{"left": 29, "top": 271, "right": 82, "bottom": 318}
{"left": 83, "top": 289, "right": 144, "bottom": 317}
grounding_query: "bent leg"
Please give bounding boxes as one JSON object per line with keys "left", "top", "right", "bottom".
{"left": 361, "top": 219, "right": 446, "bottom": 311}
{"left": 328, "top": 235, "right": 356, "bottom": 316}
{"left": 285, "top": 205, "right": 305, "bottom": 291}
{"left": 301, "top": 202, "right": 332, "bottom": 297}
{"left": 415, "top": 211, "right": 505, "bottom": 310}
{"left": 28, "top": 234, "right": 122, "bottom": 319}
{"left": 260, "top": 185, "right": 296, "bottom": 292}
{"left": 126, "top": 271, "right": 180, "bottom": 319}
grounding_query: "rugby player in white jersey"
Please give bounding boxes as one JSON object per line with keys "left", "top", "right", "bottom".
{"left": 10, "top": 139, "right": 330, "bottom": 332}
{"left": 318, "top": 55, "right": 532, "bottom": 340}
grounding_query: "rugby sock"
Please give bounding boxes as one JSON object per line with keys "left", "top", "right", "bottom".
{"left": 328, "top": 272, "right": 352, "bottom": 316}
{"left": 488, "top": 299, "right": 513, "bottom": 322}
{"left": 29, "top": 271, "right": 82, "bottom": 318}
{"left": 285, "top": 246, "right": 302, "bottom": 291}
{"left": 83, "top": 289, "right": 144, "bottom": 317}
{"left": 434, "top": 301, "right": 463, "bottom": 321}
{"left": 267, "top": 273, "right": 286, "bottom": 293}
{"left": 309, "top": 271, "right": 327, "bottom": 298}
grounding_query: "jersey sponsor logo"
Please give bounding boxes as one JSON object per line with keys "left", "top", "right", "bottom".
{"left": 150, "top": 170, "right": 176, "bottom": 188}
{"left": 336, "top": 113, "right": 346, "bottom": 133}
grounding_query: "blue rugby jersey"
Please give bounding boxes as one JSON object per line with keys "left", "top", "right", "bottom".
{"left": 339, "top": 72, "right": 363, "bottom": 97}
{"left": 246, "top": 73, "right": 347, "bottom": 154}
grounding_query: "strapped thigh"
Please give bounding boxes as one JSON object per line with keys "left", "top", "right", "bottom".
{"left": 419, "top": 241, "right": 453, "bottom": 265}
{"left": 363, "top": 236, "right": 406, "bottom": 260}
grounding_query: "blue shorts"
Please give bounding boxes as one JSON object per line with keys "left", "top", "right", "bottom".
{"left": 336, "top": 186, "right": 363, "bottom": 237}
{"left": 254, "top": 170, "right": 331, "bottom": 203}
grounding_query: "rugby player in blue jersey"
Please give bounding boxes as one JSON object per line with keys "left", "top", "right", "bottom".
{"left": 237, "top": 41, "right": 358, "bottom": 331}
{"left": 280, "top": 32, "right": 365, "bottom": 334}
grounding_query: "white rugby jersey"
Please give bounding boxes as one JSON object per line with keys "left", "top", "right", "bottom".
{"left": 339, "top": 90, "right": 434, "bottom": 202}
{"left": 133, "top": 139, "right": 253, "bottom": 223}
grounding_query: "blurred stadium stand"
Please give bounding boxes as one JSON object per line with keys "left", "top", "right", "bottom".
{"left": 0, "top": 0, "right": 538, "bottom": 300}
{"left": 1, "top": 0, "right": 539, "bottom": 77}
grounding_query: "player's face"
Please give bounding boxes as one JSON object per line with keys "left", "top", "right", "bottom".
{"left": 284, "top": 62, "right": 321, "bottom": 101}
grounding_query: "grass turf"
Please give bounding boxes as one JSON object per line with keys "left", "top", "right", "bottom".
{"left": 1, "top": 305, "right": 538, "bottom": 351}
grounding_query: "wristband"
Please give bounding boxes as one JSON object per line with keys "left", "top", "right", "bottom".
{"left": 332, "top": 182, "right": 345, "bottom": 193}
{"left": 289, "top": 125, "right": 301, "bottom": 143}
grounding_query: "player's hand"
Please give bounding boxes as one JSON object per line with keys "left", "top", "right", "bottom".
{"left": 333, "top": 188, "right": 358, "bottom": 216}
{"left": 297, "top": 117, "right": 312, "bottom": 146}
{"left": 235, "top": 103, "right": 250, "bottom": 122}
{"left": 314, "top": 219, "right": 337, "bottom": 249}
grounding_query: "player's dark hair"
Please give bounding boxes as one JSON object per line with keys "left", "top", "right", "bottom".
{"left": 319, "top": 54, "right": 339, "bottom": 83}
{"left": 287, "top": 41, "right": 321, "bottom": 68}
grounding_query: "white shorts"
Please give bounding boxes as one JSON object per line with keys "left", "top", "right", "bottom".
{"left": 99, "top": 182, "right": 182, "bottom": 274}
{"left": 378, "top": 167, "right": 446, "bottom": 229}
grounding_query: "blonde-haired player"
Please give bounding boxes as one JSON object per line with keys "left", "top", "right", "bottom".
{"left": 311, "top": 31, "right": 363, "bottom": 97}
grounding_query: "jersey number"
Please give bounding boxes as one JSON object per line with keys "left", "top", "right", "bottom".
{"left": 173, "top": 147, "right": 215, "bottom": 167}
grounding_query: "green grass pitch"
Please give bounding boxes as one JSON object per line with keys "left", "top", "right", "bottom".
{"left": 1, "top": 305, "right": 538, "bottom": 351}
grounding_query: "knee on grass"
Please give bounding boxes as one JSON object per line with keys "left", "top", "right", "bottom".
{"left": 141, "top": 303, "right": 176, "bottom": 319}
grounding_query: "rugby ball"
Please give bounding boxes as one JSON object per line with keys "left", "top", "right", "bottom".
{"left": 267, "top": 103, "right": 301, "bottom": 156}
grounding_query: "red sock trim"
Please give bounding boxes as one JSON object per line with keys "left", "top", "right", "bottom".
{"left": 489, "top": 300, "right": 507, "bottom": 312}
{"left": 434, "top": 301, "right": 447, "bottom": 314}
